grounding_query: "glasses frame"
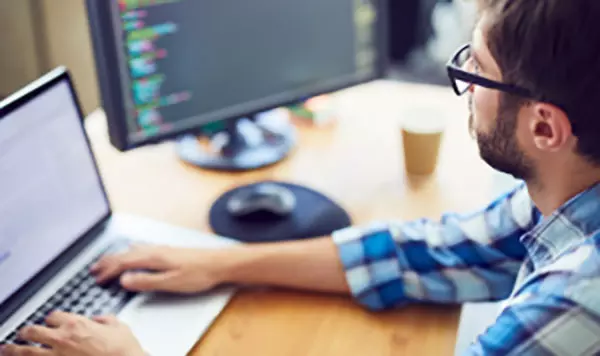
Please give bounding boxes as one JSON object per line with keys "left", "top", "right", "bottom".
{"left": 446, "top": 43, "right": 534, "bottom": 98}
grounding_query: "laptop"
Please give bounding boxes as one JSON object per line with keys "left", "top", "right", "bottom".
{"left": 0, "top": 67, "right": 238, "bottom": 356}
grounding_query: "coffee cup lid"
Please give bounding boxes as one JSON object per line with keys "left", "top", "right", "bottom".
{"left": 400, "top": 107, "right": 447, "bottom": 134}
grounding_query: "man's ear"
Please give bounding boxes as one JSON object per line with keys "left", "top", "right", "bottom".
{"left": 529, "top": 103, "right": 572, "bottom": 152}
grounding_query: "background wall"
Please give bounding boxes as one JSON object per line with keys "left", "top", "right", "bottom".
{"left": 38, "top": 0, "right": 100, "bottom": 115}
{"left": 0, "top": 0, "right": 44, "bottom": 98}
{"left": 0, "top": 0, "right": 100, "bottom": 115}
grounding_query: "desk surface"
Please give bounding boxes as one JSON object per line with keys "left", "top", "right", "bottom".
{"left": 86, "top": 80, "right": 503, "bottom": 356}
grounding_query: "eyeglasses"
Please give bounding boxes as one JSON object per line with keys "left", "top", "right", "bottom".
{"left": 446, "top": 43, "right": 534, "bottom": 98}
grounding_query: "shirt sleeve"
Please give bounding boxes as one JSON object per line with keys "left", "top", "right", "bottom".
{"left": 332, "top": 182, "right": 539, "bottom": 310}
{"left": 465, "top": 292, "right": 600, "bottom": 355}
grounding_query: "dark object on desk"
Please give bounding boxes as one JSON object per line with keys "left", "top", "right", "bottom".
{"left": 227, "top": 182, "right": 296, "bottom": 218}
{"left": 388, "top": 0, "right": 421, "bottom": 62}
{"left": 210, "top": 181, "right": 352, "bottom": 243}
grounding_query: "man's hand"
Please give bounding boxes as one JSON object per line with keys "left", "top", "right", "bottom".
{"left": 93, "top": 238, "right": 349, "bottom": 296}
{"left": 1, "top": 311, "right": 145, "bottom": 356}
{"left": 91, "top": 245, "right": 225, "bottom": 294}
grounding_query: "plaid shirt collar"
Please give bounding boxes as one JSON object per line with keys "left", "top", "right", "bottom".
{"left": 521, "top": 182, "right": 600, "bottom": 269}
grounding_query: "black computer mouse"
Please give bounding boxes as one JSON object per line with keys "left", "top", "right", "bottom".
{"left": 226, "top": 183, "right": 296, "bottom": 218}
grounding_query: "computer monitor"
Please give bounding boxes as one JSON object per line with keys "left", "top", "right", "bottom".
{"left": 86, "top": 0, "right": 388, "bottom": 171}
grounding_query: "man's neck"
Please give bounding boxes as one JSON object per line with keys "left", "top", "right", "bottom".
{"left": 527, "top": 166, "right": 600, "bottom": 217}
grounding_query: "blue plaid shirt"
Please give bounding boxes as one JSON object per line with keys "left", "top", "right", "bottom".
{"left": 333, "top": 181, "right": 600, "bottom": 355}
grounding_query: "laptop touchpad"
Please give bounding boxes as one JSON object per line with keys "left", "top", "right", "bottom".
{"left": 118, "top": 289, "right": 235, "bottom": 356}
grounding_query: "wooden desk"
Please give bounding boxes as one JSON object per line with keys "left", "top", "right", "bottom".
{"left": 86, "top": 80, "right": 502, "bottom": 356}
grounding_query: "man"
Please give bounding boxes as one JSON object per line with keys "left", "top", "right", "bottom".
{"left": 5, "top": 0, "right": 600, "bottom": 354}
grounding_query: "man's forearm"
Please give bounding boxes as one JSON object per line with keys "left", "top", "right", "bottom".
{"left": 219, "top": 237, "right": 351, "bottom": 294}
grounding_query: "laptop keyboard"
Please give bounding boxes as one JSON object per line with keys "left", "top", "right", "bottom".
{"left": 1, "top": 241, "right": 137, "bottom": 346}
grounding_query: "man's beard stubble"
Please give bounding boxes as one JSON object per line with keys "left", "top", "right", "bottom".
{"left": 468, "top": 94, "right": 535, "bottom": 181}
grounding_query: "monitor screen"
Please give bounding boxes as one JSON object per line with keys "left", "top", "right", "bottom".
{"left": 0, "top": 78, "right": 110, "bottom": 306}
{"left": 87, "top": 0, "right": 386, "bottom": 150}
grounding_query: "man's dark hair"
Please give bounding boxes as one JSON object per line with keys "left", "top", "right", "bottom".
{"left": 480, "top": 0, "right": 600, "bottom": 165}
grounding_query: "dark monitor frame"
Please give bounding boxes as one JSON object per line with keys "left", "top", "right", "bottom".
{"left": 0, "top": 67, "right": 113, "bottom": 325}
{"left": 86, "top": 0, "right": 389, "bottom": 151}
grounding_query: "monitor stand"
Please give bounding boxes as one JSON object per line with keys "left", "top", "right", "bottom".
{"left": 175, "top": 115, "right": 296, "bottom": 171}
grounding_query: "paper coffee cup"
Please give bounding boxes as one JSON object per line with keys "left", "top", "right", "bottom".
{"left": 400, "top": 109, "right": 446, "bottom": 175}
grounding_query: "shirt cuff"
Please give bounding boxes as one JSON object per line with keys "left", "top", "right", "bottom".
{"left": 332, "top": 224, "right": 409, "bottom": 311}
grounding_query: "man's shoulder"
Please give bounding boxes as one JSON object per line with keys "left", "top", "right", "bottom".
{"left": 523, "top": 237, "right": 600, "bottom": 315}
{"left": 564, "top": 241, "right": 600, "bottom": 316}
{"left": 560, "top": 233, "right": 600, "bottom": 315}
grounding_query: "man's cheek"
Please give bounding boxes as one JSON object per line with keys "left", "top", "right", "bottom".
{"left": 472, "top": 88, "right": 497, "bottom": 128}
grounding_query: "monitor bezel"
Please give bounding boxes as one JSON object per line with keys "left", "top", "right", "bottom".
{"left": 86, "top": 0, "right": 390, "bottom": 151}
{"left": 0, "top": 67, "right": 113, "bottom": 325}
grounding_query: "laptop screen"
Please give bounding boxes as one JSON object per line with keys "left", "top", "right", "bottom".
{"left": 0, "top": 79, "right": 110, "bottom": 306}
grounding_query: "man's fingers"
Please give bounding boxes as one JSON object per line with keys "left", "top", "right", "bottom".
{"left": 120, "top": 271, "right": 174, "bottom": 292}
{"left": 89, "top": 244, "right": 144, "bottom": 274}
{"left": 91, "top": 247, "right": 170, "bottom": 284}
{"left": 18, "top": 325, "right": 62, "bottom": 348}
{"left": 1, "top": 344, "right": 53, "bottom": 356}
{"left": 45, "top": 310, "right": 80, "bottom": 328}
{"left": 92, "top": 314, "right": 119, "bottom": 325}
